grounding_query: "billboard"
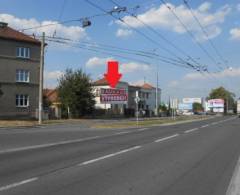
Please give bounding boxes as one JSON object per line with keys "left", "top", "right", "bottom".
{"left": 178, "top": 103, "right": 193, "bottom": 110}
{"left": 183, "top": 98, "right": 202, "bottom": 104}
{"left": 100, "top": 88, "right": 128, "bottom": 104}
{"left": 207, "top": 99, "right": 224, "bottom": 108}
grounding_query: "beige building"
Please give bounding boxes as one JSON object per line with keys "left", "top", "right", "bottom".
{"left": 0, "top": 22, "right": 41, "bottom": 119}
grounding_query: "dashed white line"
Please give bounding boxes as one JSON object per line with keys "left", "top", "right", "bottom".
{"left": 184, "top": 128, "right": 199, "bottom": 134}
{"left": 155, "top": 134, "right": 179, "bottom": 143}
{"left": 0, "top": 136, "right": 100, "bottom": 154}
{"left": 201, "top": 124, "right": 209, "bottom": 128}
{"left": 79, "top": 145, "right": 142, "bottom": 166}
{"left": 0, "top": 177, "right": 38, "bottom": 192}
{"left": 115, "top": 131, "right": 130, "bottom": 135}
{"left": 138, "top": 128, "right": 149, "bottom": 131}
{"left": 226, "top": 155, "right": 240, "bottom": 195}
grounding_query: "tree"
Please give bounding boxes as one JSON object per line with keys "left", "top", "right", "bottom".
{"left": 159, "top": 103, "right": 168, "bottom": 112}
{"left": 193, "top": 102, "right": 203, "bottom": 113}
{"left": 207, "top": 87, "right": 235, "bottom": 113}
{"left": 58, "top": 69, "right": 95, "bottom": 118}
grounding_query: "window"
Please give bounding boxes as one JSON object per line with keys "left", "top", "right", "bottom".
{"left": 16, "top": 47, "right": 30, "bottom": 58}
{"left": 16, "top": 95, "right": 29, "bottom": 107}
{"left": 16, "top": 70, "right": 30, "bottom": 82}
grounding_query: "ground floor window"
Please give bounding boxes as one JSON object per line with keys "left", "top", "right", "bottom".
{"left": 16, "top": 94, "right": 29, "bottom": 107}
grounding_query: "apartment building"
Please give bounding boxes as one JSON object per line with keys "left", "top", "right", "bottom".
{"left": 0, "top": 22, "right": 41, "bottom": 119}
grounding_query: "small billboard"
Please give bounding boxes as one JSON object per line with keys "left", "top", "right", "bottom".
{"left": 178, "top": 103, "right": 193, "bottom": 110}
{"left": 100, "top": 88, "right": 128, "bottom": 104}
{"left": 183, "top": 98, "right": 202, "bottom": 104}
{"left": 237, "top": 100, "right": 240, "bottom": 114}
{"left": 207, "top": 99, "right": 224, "bottom": 108}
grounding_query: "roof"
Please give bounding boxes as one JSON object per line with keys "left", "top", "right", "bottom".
{"left": 141, "top": 83, "right": 155, "bottom": 89}
{"left": 93, "top": 78, "right": 128, "bottom": 86}
{"left": 43, "top": 89, "right": 59, "bottom": 103}
{"left": 93, "top": 78, "right": 108, "bottom": 86}
{"left": 0, "top": 22, "right": 41, "bottom": 45}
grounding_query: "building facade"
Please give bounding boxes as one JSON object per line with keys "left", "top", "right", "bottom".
{"left": 93, "top": 78, "right": 161, "bottom": 117}
{"left": 0, "top": 22, "right": 41, "bottom": 119}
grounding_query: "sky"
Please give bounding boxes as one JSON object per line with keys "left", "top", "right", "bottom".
{"left": 1, "top": 0, "right": 240, "bottom": 102}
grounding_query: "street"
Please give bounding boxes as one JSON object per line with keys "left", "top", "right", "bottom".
{"left": 0, "top": 116, "right": 240, "bottom": 195}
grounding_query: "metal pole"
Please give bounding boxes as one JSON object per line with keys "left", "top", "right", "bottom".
{"left": 38, "top": 32, "right": 45, "bottom": 125}
{"left": 156, "top": 64, "right": 159, "bottom": 117}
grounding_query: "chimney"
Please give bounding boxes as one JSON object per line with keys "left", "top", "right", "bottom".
{"left": 0, "top": 22, "right": 8, "bottom": 28}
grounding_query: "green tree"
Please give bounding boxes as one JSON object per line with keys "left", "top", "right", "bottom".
{"left": 159, "top": 103, "right": 168, "bottom": 112}
{"left": 207, "top": 87, "right": 235, "bottom": 113}
{"left": 58, "top": 69, "right": 95, "bottom": 118}
{"left": 193, "top": 102, "right": 203, "bottom": 112}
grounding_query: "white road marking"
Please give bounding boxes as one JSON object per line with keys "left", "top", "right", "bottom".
{"left": 115, "top": 131, "right": 130, "bottom": 135}
{"left": 0, "top": 136, "right": 100, "bottom": 154}
{"left": 79, "top": 146, "right": 142, "bottom": 166}
{"left": 138, "top": 128, "right": 149, "bottom": 131}
{"left": 226, "top": 155, "right": 240, "bottom": 195}
{"left": 155, "top": 134, "right": 179, "bottom": 143}
{"left": 0, "top": 177, "right": 38, "bottom": 192}
{"left": 184, "top": 128, "right": 199, "bottom": 134}
{"left": 201, "top": 124, "right": 209, "bottom": 128}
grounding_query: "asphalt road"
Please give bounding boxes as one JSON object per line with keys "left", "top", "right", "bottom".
{"left": 0, "top": 116, "right": 240, "bottom": 195}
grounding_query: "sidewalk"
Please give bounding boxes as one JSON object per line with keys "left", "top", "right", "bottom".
{"left": 0, "top": 115, "right": 213, "bottom": 129}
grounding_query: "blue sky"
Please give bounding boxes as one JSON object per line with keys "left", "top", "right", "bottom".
{"left": 1, "top": 0, "right": 240, "bottom": 101}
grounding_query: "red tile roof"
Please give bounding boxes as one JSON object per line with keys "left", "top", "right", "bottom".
{"left": 43, "top": 89, "right": 59, "bottom": 103}
{"left": 93, "top": 78, "right": 108, "bottom": 86}
{"left": 0, "top": 22, "right": 41, "bottom": 45}
{"left": 93, "top": 78, "right": 128, "bottom": 86}
{"left": 141, "top": 83, "right": 155, "bottom": 89}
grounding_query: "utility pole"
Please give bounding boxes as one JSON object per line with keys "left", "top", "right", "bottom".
{"left": 155, "top": 64, "right": 159, "bottom": 117}
{"left": 38, "top": 32, "right": 45, "bottom": 125}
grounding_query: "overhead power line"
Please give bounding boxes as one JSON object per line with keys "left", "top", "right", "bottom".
{"left": 183, "top": 0, "right": 228, "bottom": 69}
{"left": 84, "top": 0, "right": 204, "bottom": 72}
{"left": 44, "top": 36, "right": 194, "bottom": 69}
{"left": 160, "top": 0, "right": 223, "bottom": 71}
{"left": 108, "top": 0, "right": 206, "bottom": 71}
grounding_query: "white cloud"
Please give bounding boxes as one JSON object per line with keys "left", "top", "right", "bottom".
{"left": 44, "top": 70, "right": 63, "bottom": 80}
{"left": 44, "top": 70, "right": 63, "bottom": 88}
{"left": 117, "top": 2, "right": 231, "bottom": 41}
{"left": 0, "top": 13, "right": 86, "bottom": 40}
{"left": 164, "top": 68, "right": 240, "bottom": 101}
{"left": 198, "top": 2, "right": 212, "bottom": 12}
{"left": 230, "top": 28, "right": 240, "bottom": 40}
{"left": 120, "top": 62, "right": 150, "bottom": 73}
{"left": 116, "top": 28, "right": 133, "bottom": 37}
{"left": 86, "top": 57, "right": 114, "bottom": 68}
{"left": 85, "top": 57, "right": 150, "bottom": 73}
{"left": 184, "top": 67, "right": 240, "bottom": 80}
{"left": 129, "top": 79, "right": 145, "bottom": 86}
{"left": 237, "top": 4, "right": 240, "bottom": 11}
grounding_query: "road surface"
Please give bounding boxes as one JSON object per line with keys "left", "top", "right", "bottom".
{"left": 0, "top": 116, "right": 239, "bottom": 195}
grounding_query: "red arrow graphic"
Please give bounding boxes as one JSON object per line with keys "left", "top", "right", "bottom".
{"left": 104, "top": 61, "right": 122, "bottom": 88}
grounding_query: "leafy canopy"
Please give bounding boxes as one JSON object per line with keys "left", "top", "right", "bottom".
{"left": 58, "top": 69, "right": 95, "bottom": 118}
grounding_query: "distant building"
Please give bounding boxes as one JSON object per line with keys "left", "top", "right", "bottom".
{"left": 92, "top": 78, "right": 161, "bottom": 117}
{"left": 0, "top": 22, "right": 41, "bottom": 119}
{"left": 43, "top": 89, "right": 61, "bottom": 119}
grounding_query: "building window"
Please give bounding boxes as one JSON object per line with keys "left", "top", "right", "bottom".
{"left": 16, "top": 70, "right": 30, "bottom": 82}
{"left": 16, "top": 47, "right": 30, "bottom": 58}
{"left": 16, "top": 94, "right": 29, "bottom": 107}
